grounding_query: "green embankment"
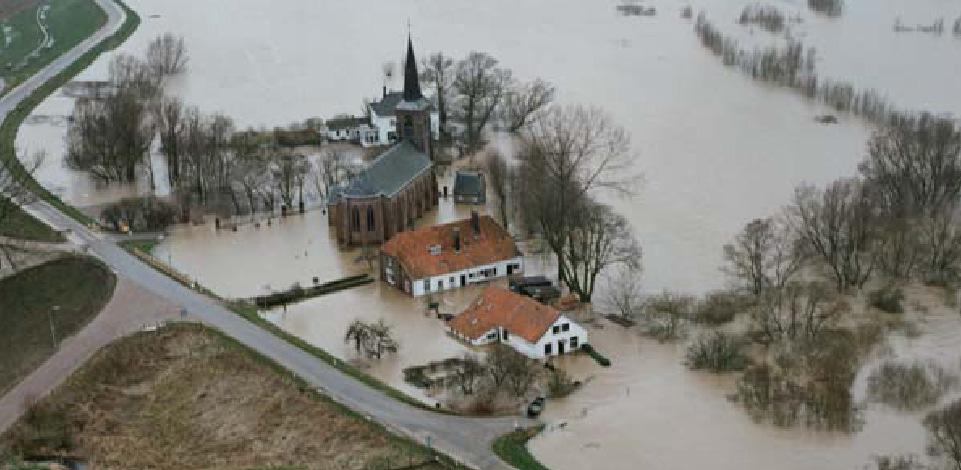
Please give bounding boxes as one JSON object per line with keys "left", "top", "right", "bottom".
{"left": 492, "top": 426, "right": 549, "bottom": 470}
{"left": 0, "top": 255, "right": 116, "bottom": 395}
{"left": 1, "top": 0, "right": 107, "bottom": 96}
{"left": 0, "top": 202, "right": 62, "bottom": 241}
{"left": 0, "top": 0, "right": 140, "bottom": 228}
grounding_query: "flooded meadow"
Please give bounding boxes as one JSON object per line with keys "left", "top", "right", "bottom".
{"left": 15, "top": 0, "right": 961, "bottom": 467}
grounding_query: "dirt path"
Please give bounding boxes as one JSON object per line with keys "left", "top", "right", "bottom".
{"left": 0, "top": 278, "right": 179, "bottom": 431}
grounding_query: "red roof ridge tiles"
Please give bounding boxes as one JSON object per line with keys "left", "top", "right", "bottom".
{"left": 449, "top": 286, "right": 562, "bottom": 343}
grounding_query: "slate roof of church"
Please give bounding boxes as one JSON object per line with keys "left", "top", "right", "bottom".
{"left": 329, "top": 141, "right": 432, "bottom": 202}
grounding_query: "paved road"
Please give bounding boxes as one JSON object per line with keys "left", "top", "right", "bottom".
{"left": 1, "top": 2, "right": 528, "bottom": 468}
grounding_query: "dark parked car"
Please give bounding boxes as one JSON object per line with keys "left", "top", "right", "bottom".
{"left": 527, "top": 396, "right": 546, "bottom": 418}
{"left": 509, "top": 276, "right": 552, "bottom": 293}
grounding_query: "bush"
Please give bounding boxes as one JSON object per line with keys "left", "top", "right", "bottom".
{"left": 547, "top": 368, "right": 578, "bottom": 398}
{"left": 868, "top": 286, "right": 904, "bottom": 313}
{"left": 685, "top": 332, "right": 747, "bottom": 372}
{"left": 923, "top": 398, "right": 961, "bottom": 469}
{"left": 100, "top": 196, "right": 177, "bottom": 232}
{"left": 868, "top": 361, "right": 957, "bottom": 410}
{"left": 581, "top": 343, "right": 611, "bottom": 367}
{"left": 694, "top": 291, "right": 748, "bottom": 325}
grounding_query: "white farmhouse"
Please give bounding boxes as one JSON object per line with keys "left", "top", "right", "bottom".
{"left": 448, "top": 286, "right": 589, "bottom": 359}
{"left": 379, "top": 212, "right": 523, "bottom": 297}
{"left": 368, "top": 88, "right": 440, "bottom": 146}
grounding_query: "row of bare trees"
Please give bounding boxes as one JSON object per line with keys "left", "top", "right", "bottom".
{"left": 419, "top": 51, "right": 556, "bottom": 150}
{"left": 65, "top": 34, "right": 351, "bottom": 220}
{"left": 694, "top": 14, "right": 904, "bottom": 126}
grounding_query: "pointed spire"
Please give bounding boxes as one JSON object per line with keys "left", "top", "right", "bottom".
{"left": 403, "top": 34, "right": 423, "bottom": 102}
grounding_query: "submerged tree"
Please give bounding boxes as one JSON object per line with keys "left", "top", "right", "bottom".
{"left": 420, "top": 52, "right": 455, "bottom": 141}
{"left": 485, "top": 150, "right": 513, "bottom": 229}
{"left": 790, "top": 179, "right": 879, "bottom": 291}
{"left": 516, "top": 104, "right": 638, "bottom": 301}
{"left": 924, "top": 398, "right": 961, "bottom": 470}
{"left": 146, "top": 33, "right": 188, "bottom": 77}
{"left": 452, "top": 52, "right": 511, "bottom": 151}
{"left": 500, "top": 78, "right": 555, "bottom": 133}
{"left": 344, "top": 319, "right": 399, "bottom": 359}
{"left": 723, "top": 217, "right": 805, "bottom": 296}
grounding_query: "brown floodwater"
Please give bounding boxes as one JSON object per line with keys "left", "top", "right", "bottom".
{"left": 15, "top": 0, "right": 961, "bottom": 467}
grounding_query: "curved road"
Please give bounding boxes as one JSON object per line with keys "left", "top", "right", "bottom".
{"left": 0, "top": 2, "right": 528, "bottom": 468}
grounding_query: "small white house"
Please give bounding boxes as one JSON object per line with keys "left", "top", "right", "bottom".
{"left": 448, "top": 286, "right": 588, "bottom": 359}
{"left": 369, "top": 89, "right": 440, "bottom": 146}
{"left": 380, "top": 212, "right": 522, "bottom": 297}
{"left": 325, "top": 116, "right": 377, "bottom": 144}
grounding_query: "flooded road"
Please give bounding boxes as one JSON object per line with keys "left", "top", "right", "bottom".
{"left": 14, "top": 0, "right": 961, "bottom": 467}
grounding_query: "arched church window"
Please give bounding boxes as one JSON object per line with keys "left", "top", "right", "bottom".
{"left": 366, "top": 206, "right": 375, "bottom": 231}
{"left": 351, "top": 207, "right": 360, "bottom": 231}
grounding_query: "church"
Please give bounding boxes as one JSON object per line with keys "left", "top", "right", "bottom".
{"left": 327, "top": 37, "right": 439, "bottom": 246}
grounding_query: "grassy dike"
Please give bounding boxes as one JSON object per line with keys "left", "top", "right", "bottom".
{"left": 0, "top": 0, "right": 140, "bottom": 228}
{"left": 492, "top": 426, "right": 549, "bottom": 470}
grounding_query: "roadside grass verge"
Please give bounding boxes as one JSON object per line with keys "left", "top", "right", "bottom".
{"left": 0, "top": 0, "right": 107, "bottom": 96}
{"left": 0, "top": 255, "right": 116, "bottom": 395}
{"left": 0, "top": 323, "right": 461, "bottom": 469}
{"left": 0, "top": 0, "right": 140, "bottom": 228}
{"left": 0, "top": 201, "right": 62, "bottom": 241}
{"left": 492, "top": 426, "right": 548, "bottom": 470}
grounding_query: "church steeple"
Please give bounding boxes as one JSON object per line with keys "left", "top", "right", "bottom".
{"left": 402, "top": 35, "right": 423, "bottom": 102}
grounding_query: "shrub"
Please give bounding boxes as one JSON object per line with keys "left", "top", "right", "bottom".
{"left": 685, "top": 332, "right": 747, "bottom": 372}
{"left": 100, "top": 196, "right": 177, "bottom": 232}
{"left": 547, "top": 368, "right": 578, "bottom": 398}
{"left": 923, "top": 398, "right": 961, "bottom": 469}
{"left": 694, "top": 290, "right": 748, "bottom": 325}
{"left": 581, "top": 343, "right": 611, "bottom": 367}
{"left": 868, "top": 361, "right": 958, "bottom": 410}
{"left": 868, "top": 286, "right": 904, "bottom": 313}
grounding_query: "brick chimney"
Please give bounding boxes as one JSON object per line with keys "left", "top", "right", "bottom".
{"left": 471, "top": 211, "right": 480, "bottom": 237}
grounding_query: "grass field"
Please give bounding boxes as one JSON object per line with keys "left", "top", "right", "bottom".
{"left": 0, "top": 202, "right": 62, "bottom": 241}
{"left": 0, "top": 0, "right": 106, "bottom": 95}
{"left": 492, "top": 426, "right": 549, "bottom": 470}
{"left": 1, "top": 323, "right": 452, "bottom": 470}
{"left": 0, "top": 255, "right": 115, "bottom": 395}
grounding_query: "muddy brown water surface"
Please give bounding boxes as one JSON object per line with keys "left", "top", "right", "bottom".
{"left": 14, "top": 0, "right": 961, "bottom": 467}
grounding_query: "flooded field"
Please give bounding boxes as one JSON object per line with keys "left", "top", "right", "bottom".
{"left": 14, "top": 0, "right": 961, "bottom": 467}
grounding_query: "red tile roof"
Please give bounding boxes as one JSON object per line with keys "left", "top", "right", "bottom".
{"left": 381, "top": 215, "right": 518, "bottom": 279}
{"left": 448, "top": 286, "right": 562, "bottom": 343}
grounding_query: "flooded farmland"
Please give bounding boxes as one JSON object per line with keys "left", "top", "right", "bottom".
{"left": 15, "top": 0, "right": 961, "bottom": 468}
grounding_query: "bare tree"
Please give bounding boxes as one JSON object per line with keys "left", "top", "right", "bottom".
{"left": 156, "top": 96, "right": 185, "bottom": 187}
{"left": 918, "top": 206, "right": 961, "bottom": 284}
{"left": 271, "top": 152, "right": 310, "bottom": 211}
{"left": 449, "top": 354, "right": 486, "bottom": 395}
{"left": 66, "top": 92, "right": 154, "bottom": 183}
{"left": 344, "top": 319, "right": 399, "bottom": 359}
{"left": 923, "top": 397, "right": 961, "bottom": 470}
{"left": 485, "top": 344, "right": 514, "bottom": 388}
{"left": 146, "top": 33, "right": 188, "bottom": 77}
{"left": 561, "top": 202, "right": 641, "bottom": 302}
{"left": 486, "top": 150, "right": 513, "bottom": 228}
{"left": 314, "top": 148, "right": 348, "bottom": 201}
{"left": 452, "top": 52, "right": 511, "bottom": 151}
{"left": 500, "top": 78, "right": 555, "bottom": 132}
{"left": 644, "top": 291, "right": 694, "bottom": 340}
{"left": 420, "top": 52, "right": 455, "bottom": 141}
{"left": 860, "top": 114, "right": 961, "bottom": 219}
{"left": 515, "top": 105, "right": 637, "bottom": 301}
{"left": 600, "top": 265, "right": 644, "bottom": 321}
{"left": 790, "top": 179, "right": 879, "bottom": 291}
{"left": 723, "top": 217, "right": 805, "bottom": 296}
{"left": 751, "top": 281, "right": 847, "bottom": 345}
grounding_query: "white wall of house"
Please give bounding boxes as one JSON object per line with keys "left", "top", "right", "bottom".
{"left": 368, "top": 109, "right": 440, "bottom": 146}
{"left": 528, "top": 315, "right": 588, "bottom": 359}
{"left": 447, "top": 315, "right": 588, "bottom": 360}
{"left": 410, "top": 256, "right": 523, "bottom": 297}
